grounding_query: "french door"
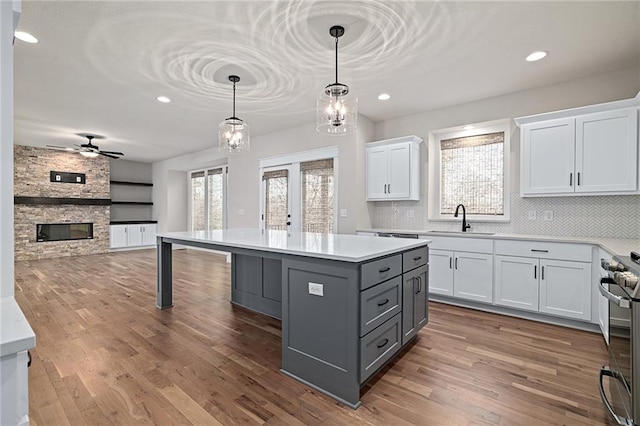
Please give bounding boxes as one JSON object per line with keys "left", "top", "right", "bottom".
{"left": 189, "top": 166, "right": 228, "bottom": 231}
{"left": 260, "top": 158, "right": 336, "bottom": 233}
{"left": 261, "top": 165, "right": 296, "bottom": 231}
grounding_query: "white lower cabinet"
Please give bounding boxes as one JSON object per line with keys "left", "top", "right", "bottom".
{"left": 429, "top": 248, "right": 493, "bottom": 304}
{"left": 494, "top": 240, "right": 592, "bottom": 322}
{"left": 495, "top": 255, "right": 539, "bottom": 312}
{"left": 539, "top": 259, "right": 591, "bottom": 321}
{"left": 110, "top": 224, "right": 157, "bottom": 249}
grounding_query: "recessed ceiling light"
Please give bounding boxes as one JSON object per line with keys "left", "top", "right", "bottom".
{"left": 377, "top": 93, "right": 391, "bottom": 101}
{"left": 157, "top": 96, "right": 171, "bottom": 103}
{"left": 463, "top": 125, "right": 475, "bottom": 130}
{"left": 526, "top": 51, "right": 547, "bottom": 62}
{"left": 14, "top": 31, "right": 38, "bottom": 44}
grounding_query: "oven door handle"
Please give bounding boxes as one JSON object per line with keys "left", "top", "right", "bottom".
{"left": 599, "top": 278, "right": 631, "bottom": 309}
{"left": 599, "top": 367, "right": 634, "bottom": 426}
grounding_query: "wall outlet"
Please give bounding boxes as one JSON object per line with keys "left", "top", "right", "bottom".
{"left": 528, "top": 210, "right": 536, "bottom": 220}
{"left": 407, "top": 209, "right": 415, "bottom": 218}
{"left": 543, "top": 210, "right": 554, "bottom": 221}
{"left": 308, "top": 282, "right": 324, "bottom": 296}
{"left": 340, "top": 209, "right": 347, "bottom": 218}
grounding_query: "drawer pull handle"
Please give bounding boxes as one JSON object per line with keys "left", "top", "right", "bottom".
{"left": 377, "top": 298, "right": 389, "bottom": 306}
{"left": 377, "top": 338, "right": 389, "bottom": 348}
{"left": 531, "top": 249, "right": 549, "bottom": 253}
{"left": 379, "top": 267, "right": 391, "bottom": 273}
{"left": 413, "top": 256, "right": 422, "bottom": 261}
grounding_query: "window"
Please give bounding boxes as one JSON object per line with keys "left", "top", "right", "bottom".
{"left": 429, "top": 121, "right": 510, "bottom": 222}
{"left": 189, "top": 166, "right": 227, "bottom": 231}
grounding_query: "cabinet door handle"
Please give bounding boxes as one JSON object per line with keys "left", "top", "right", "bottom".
{"left": 449, "top": 257, "right": 452, "bottom": 269}
{"left": 377, "top": 298, "right": 389, "bottom": 306}
{"left": 569, "top": 172, "right": 573, "bottom": 186}
{"left": 531, "top": 249, "right": 548, "bottom": 253}
{"left": 377, "top": 338, "right": 389, "bottom": 349}
{"left": 455, "top": 258, "right": 458, "bottom": 269}
{"left": 383, "top": 184, "right": 386, "bottom": 194}
{"left": 379, "top": 267, "right": 391, "bottom": 273}
{"left": 541, "top": 266, "right": 545, "bottom": 280}
{"left": 534, "top": 265, "right": 537, "bottom": 279}
{"left": 388, "top": 184, "right": 391, "bottom": 193}
{"left": 577, "top": 172, "right": 581, "bottom": 186}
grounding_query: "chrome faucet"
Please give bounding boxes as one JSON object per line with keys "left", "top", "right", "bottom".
{"left": 454, "top": 204, "right": 471, "bottom": 232}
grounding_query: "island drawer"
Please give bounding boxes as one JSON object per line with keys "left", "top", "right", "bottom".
{"left": 360, "top": 313, "right": 401, "bottom": 383}
{"left": 403, "top": 247, "right": 428, "bottom": 272}
{"left": 361, "top": 254, "right": 402, "bottom": 290}
{"left": 360, "top": 276, "right": 402, "bottom": 336}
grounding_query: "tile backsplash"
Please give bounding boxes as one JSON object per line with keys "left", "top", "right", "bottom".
{"left": 371, "top": 193, "right": 640, "bottom": 239}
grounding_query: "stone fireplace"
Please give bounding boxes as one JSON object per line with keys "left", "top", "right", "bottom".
{"left": 14, "top": 145, "right": 110, "bottom": 260}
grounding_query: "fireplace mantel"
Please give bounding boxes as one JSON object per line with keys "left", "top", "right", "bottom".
{"left": 14, "top": 197, "right": 111, "bottom": 206}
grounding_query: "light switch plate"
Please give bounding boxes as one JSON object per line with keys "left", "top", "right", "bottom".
{"left": 528, "top": 210, "right": 536, "bottom": 220}
{"left": 238, "top": 209, "right": 245, "bottom": 216}
{"left": 543, "top": 210, "right": 553, "bottom": 221}
{"left": 407, "top": 210, "right": 415, "bottom": 218}
{"left": 308, "top": 282, "right": 324, "bottom": 296}
{"left": 340, "top": 209, "right": 347, "bottom": 218}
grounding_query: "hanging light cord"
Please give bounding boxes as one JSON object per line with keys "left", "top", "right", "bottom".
{"left": 334, "top": 34, "right": 339, "bottom": 84}
{"left": 232, "top": 80, "right": 237, "bottom": 119}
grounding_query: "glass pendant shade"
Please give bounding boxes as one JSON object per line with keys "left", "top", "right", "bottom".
{"left": 218, "top": 117, "right": 250, "bottom": 153}
{"left": 316, "top": 84, "right": 358, "bottom": 135}
{"left": 218, "top": 75, "right": 250, "bottom": 153}
{"left": 316, "top": 25, "right": 357, "bottom": 135}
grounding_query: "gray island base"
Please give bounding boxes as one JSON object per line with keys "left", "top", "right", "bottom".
{"left": 156, "top": 229, "right": 430, "bottom": 408}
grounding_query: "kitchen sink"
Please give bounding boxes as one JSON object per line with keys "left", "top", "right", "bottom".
{"left": 425, "top": 230, "right": 495, "bottom": 235}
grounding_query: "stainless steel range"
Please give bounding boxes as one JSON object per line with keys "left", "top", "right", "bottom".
{"left": 600, "top": 252, "right": 640, "bottom": 426}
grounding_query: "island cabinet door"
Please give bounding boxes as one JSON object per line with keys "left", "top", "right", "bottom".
{"left": 402, "top": 264, "right": 428, "bottom": 345}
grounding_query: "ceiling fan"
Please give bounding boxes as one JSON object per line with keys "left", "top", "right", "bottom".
{"left": 47, "top": 134, "right": 124, "bottom": 159}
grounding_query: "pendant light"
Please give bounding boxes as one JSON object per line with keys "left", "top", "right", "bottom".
{"left": 316, "top": 25, "right": 357, "bottom": 135}
{"left": 219, "top": 75, "right": 250, "bottom": 153}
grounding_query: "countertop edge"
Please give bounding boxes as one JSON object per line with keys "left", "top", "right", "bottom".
{"left": 357, "top": 228, "right": 638, "bottom": 258}
{"left": 0, "top": 297, "right": 36, "bottom": 357}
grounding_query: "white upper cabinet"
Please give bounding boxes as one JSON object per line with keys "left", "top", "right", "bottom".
{"left": 366, "top": 135, "right": 422, "bottom": 201}
{"left": 517, "top": 95, "right": 639, "bottom": 197}
{"left": 576, "top": 108, "right": 638, "bottom": 193}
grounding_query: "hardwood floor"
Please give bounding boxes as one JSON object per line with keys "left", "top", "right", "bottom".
{"left": 15, "top": 249, "right": 616, "bottom": 425}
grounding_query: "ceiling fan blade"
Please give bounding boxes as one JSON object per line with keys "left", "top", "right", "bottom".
{"left": 46, "top": 145, "right": 78, "bottom": 152}
{"left": 99, "top": 152, "right": 120, "bottom": 159}
{"left": 99, "top": 150, "right": 124, "bottom": 156}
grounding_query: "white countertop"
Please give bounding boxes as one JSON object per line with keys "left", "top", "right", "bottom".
{"left": 158, "top": 229, "right": 430, "bottom": 262}
{"left": 357, "top": 228, "right": 639, "bottom": 258}
{"left": 0, "top": 297, "right": 35, "bottom": 357}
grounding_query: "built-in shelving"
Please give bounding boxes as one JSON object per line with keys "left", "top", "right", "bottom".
{"left": 110, "top": 180, "right": 153, "bottom": 187}
{"left": 110, "top": 201, "right": 153, "bottom": 205}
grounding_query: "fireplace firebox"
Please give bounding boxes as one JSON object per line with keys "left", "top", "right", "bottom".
{"left": 36, "top": 223, "right": 93, "bottom": 242}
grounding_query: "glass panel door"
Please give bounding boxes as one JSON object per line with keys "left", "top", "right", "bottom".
{"left": 301, "top": 159, "right": 334, "bottom": 233}
{"left": 207, "top": 168, "right": 224, "bottom": 230}
{"left": 262, "top": 167, "right": 291, "bottom": 231}
{"left": 190, "top": 171, "right": 206, "bottom": 231}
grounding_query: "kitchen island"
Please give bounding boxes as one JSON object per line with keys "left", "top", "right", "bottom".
{"left": 156, "top": 229, "right": 430, "bottom": 408}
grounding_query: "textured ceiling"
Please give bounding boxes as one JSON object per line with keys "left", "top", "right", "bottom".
{"left": 13, "top": 1, "right": 640, "bottom": 162}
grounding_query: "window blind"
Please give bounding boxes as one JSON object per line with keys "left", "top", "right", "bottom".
{"left": 301, "top": 159, "right": 334, "bottom": 233}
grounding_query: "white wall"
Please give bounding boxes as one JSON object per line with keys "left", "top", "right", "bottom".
{"left": 153, "top": 117, "right": 375, "bottom": 234}
{"left": 1, "top": 1, "right": 16, "bottom": 298}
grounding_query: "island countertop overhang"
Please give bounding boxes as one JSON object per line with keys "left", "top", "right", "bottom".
{"left": 157, "top": 229, "right": 430, "bottom": 263}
